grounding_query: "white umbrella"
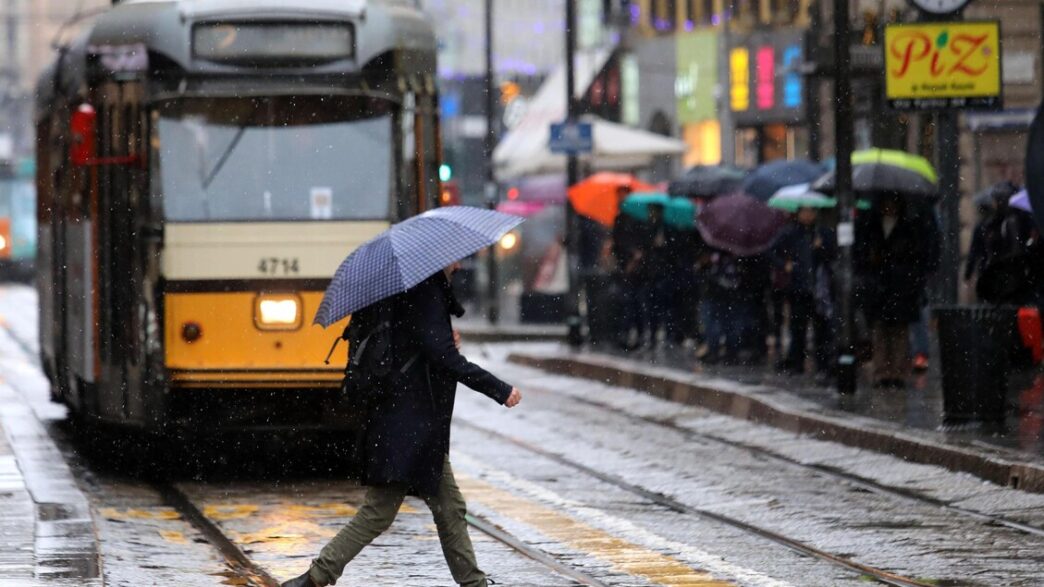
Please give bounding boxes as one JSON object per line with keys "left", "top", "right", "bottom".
{"left": 767, "top": 183, "right": 836, "bottom": 212}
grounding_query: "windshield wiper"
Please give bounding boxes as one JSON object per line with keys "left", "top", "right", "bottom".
{"left": 202, "top": 124, "right": 248, "bottom": 191}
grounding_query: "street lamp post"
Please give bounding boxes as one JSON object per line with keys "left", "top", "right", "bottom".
{"left": 484, "top": 0, "right": 500, "bottom": 325}
{"left": 833, "top": 0, "right": 858, "bottom": 394}
{"left": 565, "top": 0, "right": 583, "bottom": 347}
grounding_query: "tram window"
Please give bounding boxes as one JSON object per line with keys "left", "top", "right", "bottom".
{"left": 155, "top": 95, "right": 394, "bottom": 222}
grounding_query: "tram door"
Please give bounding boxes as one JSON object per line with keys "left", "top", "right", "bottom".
{"left": 94, "top": 81, "right": 149, "bottom": 423}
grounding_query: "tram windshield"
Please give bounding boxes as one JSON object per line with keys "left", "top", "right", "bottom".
{"left": 156, "top": 95, "right": 395, "bottom": 222}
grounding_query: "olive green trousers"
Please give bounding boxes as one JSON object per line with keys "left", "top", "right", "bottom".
{"left": 309, "top": 456, "right": 487, "bottom": 587}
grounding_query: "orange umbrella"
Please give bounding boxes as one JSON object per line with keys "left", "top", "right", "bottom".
{"left": 567, "top": 172, "right": 657, "bottom": 227}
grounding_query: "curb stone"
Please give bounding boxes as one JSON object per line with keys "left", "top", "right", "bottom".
{"left": 0, "top": 383, "right": 101, "bottom": 585}
{"left": 507, "top": 351, "right": 1044, "bottom": 493}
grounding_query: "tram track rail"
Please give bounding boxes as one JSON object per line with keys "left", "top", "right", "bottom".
{"left": 505, "top": 367, "right": 1044, "bottom": 544}
{"left": 456, "top": 417, "right": 936, "bottom": 587}
{"left": 156, "top": 479, "right": 609, "bottom": 587}
{"left": 559, "top": 390, "right": 1044, "bottom": 541}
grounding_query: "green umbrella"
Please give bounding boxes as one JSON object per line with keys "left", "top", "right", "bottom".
{"left": 813, "top": 148, "right": 938, "bottom": 198}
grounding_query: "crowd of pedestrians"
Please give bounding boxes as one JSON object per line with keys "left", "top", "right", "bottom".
{"left": 589, "top": 179, "right": 1042, "bottom": 388}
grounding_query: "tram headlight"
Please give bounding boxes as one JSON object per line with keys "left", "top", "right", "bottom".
{"left": 498, "top": 231, "right": 519, "bottom": 252}
{"left": 256, "top": 295, "right": 301, "bottom": 330}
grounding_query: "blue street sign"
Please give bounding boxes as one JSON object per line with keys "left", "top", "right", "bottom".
{"left": 549, "top": 121, "right": 594, "bottom": 154}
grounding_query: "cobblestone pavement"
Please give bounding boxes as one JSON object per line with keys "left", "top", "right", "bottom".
{"left": 1, "top": 285, "right": 1043, "bottom": 586}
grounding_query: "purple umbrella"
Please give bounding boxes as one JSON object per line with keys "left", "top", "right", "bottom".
{"left": 1010, "top": 189, "right": 1032, "bottom": 213}
{"left": 696, "top": 193, "right": 788, "bottom": 256}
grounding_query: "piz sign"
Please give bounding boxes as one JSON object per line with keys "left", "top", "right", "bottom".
{"left": 884, "top": 21, "right": 1002, "bottom": 111}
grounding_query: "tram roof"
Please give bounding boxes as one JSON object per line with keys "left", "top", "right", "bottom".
{"left": 36, "top": 0, "right": 435, "bottom": 115}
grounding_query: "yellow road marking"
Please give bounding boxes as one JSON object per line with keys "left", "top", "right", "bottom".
{"left": 159, "top": 530, "right": 187, "bottom": 544}
{"left": 99, "top": 507, "right": 181, "bottom": 521}
{"left": 286, "top": 503, "right": 359, "bottom": 518}
{"left": 458, "top": 475, "right": 734, "bottom": 587}
{"left": 203, "top": 504, "right": 260, "bottom": 520}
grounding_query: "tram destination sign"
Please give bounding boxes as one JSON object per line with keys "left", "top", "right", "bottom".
{"left": 193, "top": 23, "right": 355, "bottom": 63}
{"left": 884, "top": 21, "right": 1002, "bottom": 111}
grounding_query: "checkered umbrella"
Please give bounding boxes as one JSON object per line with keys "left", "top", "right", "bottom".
{"left": 314, "top": 206, "right": 524, "bottom": 327}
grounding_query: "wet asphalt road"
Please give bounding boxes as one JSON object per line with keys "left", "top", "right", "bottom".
{"left": 1, "top": 285, "right": 1044, "bottom": 586}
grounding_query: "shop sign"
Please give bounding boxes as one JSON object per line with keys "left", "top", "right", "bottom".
{"left": 675, "top": 31, "right": 719, "bottom": 124}
{"left": 728, "top": 29, "right": 806, "bottom": 125}
{"left": 884, "top": 21, "right": 1002, "bottom": 110}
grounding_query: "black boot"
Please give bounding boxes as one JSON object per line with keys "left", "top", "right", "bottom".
{"left": 281, "top": 571, "right": 317, "bottom": 587}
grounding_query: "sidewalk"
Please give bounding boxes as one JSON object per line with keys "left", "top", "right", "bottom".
{"left": 0, "top": 384, "right": 100, "bottom": 586}
{"left": 507, "top": 343, "right": 1044, "bottom": 493}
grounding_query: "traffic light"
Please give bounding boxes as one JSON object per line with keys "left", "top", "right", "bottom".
{"left": 440, "top": 180, "right": 461, "bottom": 206}
{"left": 439, "top": 163, "right": 453, "bottom": 182}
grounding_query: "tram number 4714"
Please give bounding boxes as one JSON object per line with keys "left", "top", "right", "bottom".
{"left": 258, "top": 257, "right": 301, "bottom": 276}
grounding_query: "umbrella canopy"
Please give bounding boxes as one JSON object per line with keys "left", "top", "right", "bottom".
{"left": 668, "top": 165, "right": 747, "bottom": 198}
{"left": 620, "top": 192, "right": 672, "bottom": 221}
{"left": 314, "top": 207, "right": 524, "bottom": 326}
{"left": 813, "top": 148, "right": 938, "bottom": 198}
{"left": 620, "top": 193, "right": 697, "bottom": 230}
{"left": 696, "top": 193, "right": 788, "bottom": 256}
{"left": 741, "top": 159, "right": 825, "bottom": 202}
{"left": 767, "top": 183, "right": 836, "bottom": 212}
{"left": 1011, "top": 189, "right": 1032, "bottom": 213}
{"left": 568, "top": 172, "right": 656, "bottom": 227}
{"left": 665, "top": 197, "right": 697, "bottom": 229}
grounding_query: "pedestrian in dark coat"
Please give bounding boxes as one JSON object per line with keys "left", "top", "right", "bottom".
{"left": 286, "top": 264, "right": 521, "bottom": 587}
{"left": 773, "top": 207, "right": 837, "bottom": 375}
{"left": 854, "top": 194, "right": 939, "bottom": 387}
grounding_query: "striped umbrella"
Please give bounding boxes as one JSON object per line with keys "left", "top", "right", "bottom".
{"left": 314, "top": 207, "right": 524, "bottom": 327}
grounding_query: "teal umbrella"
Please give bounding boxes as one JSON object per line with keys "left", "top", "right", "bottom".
{"left": 621, "top": 193, "right": 697, "bottom": 229}
{"left": 664, "top": 197, "right": 697, "bottom": 229}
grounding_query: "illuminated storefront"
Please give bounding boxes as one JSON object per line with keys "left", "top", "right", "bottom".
{"left": 675, "top": 30, "right": 722, "bottom": 166}
{"left": 728, "top": 29, "right": 808, "bottom": 166}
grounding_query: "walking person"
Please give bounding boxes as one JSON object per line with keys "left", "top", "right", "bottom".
{"left": 854, "top": 193, "right": 939, "bottom": 388}
{"left": 289, "top": 207, "right": 525, "bottom": 587}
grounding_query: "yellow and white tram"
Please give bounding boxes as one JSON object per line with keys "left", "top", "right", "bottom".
{"left": 35, "top": 0, "right": 442, "bottom": 432}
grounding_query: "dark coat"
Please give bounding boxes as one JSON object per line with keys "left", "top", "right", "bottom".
{"left": 772, "top": 223, "right": 837, "bottom": 295}
{"left": 853, "top": 208, "right": 939, "bottom": 324}
{"left": 361, "top": 273, "right": 512, "bottom": 497}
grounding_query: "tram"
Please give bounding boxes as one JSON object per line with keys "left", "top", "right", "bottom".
{"left": 35, "top": 0, "right": 442, "bottom": 433}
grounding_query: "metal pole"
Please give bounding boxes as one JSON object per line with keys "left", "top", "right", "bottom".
{"left": 484, "top": 0, "right": 500, "bottom": 324}
{"left": 936, "top": 111, "right": 960, "bottom": 304}
{"left": 565, "top": 0, "right": 583, "bottom": 347}
{"left": 833, "top": 0, "right": 858, "bottom": 394}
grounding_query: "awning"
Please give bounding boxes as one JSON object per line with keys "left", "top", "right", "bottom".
{"left": 495, "top": 115, "right": 686, "bottom": 180}
{"left": 493, "top": 48, "right": 685, "bottom": 181}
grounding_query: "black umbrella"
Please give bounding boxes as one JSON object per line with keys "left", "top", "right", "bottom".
{"left": 696, "top": 193, "right": 788, "bottom": 256}
{"left": 813, "top": 148, "right": 938, "bottom": 198}
{"left": 668, "top": 165, "right": 747, "bottom": 198}
{"left": 740, "top": 159, "right": 825, "bottom": 202}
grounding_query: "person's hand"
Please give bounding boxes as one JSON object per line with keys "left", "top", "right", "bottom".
{"left": 453, "top": 329, "right": 462, "bottom": 350}
{"left": 505, "top": 388, "right": 522, "bottom": 408}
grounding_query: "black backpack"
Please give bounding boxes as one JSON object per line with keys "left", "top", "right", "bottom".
{"left": 324, "top": 296, "right": 418, "bottom": 399}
